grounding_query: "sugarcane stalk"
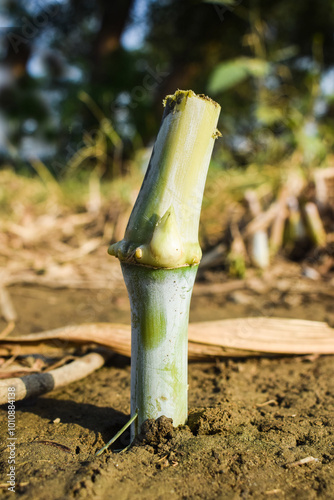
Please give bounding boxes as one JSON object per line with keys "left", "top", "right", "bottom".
{"left": 304, "top": 202, "right": 327, "bottom": 247}
{"left": 108, "top": 90, "right": 220, "bottom": 437}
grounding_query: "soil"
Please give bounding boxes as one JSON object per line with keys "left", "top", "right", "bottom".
{"left": 1, "top": 267, "right": 334, "bottom": 500}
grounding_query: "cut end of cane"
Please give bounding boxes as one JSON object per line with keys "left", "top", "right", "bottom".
{"left": 163, "top": 89, "right": 220, "bottom": 117}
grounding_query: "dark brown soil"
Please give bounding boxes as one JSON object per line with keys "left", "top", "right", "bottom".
{"left": 0, "top": 272, "right": 334, "bottom": 500}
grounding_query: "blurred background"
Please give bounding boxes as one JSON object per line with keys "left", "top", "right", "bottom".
{"left": 0, "top": 0, "right": 334, "bottom": 294}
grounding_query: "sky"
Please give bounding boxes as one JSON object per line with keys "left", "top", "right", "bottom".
{"left": 121, "top": 0, "right": 150, "bottom": 51}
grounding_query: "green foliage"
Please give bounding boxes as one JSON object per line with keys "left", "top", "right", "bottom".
{"left": 208, "top": 57, "right": 270, "bottom": 93}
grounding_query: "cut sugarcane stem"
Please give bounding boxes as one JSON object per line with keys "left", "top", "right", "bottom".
{"left": 109, "top": 90, "right": 220, "bottom": 269}
{"left": 108, "top": 90, "right": 221, "bottom": 438}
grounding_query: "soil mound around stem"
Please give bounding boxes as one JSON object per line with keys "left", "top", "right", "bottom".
{"left": 133, "top": 416, "right": 174, "bottom": 450}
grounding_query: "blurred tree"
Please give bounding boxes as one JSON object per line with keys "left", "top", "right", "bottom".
{"left": 91, "top": 0, "right": 135, "bottom": 62}
{"left": 0, "top": 0, "right": 333, "bottom": 174}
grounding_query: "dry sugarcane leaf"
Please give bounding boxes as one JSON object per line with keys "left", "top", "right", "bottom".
{"left": 0, "top": 354, "right": 47, "bottom": 378}
{"left": 0, "top": 318, "right": 334, "bottom": 403}
{"left": 1, "top": 318, "right": 334, "bottom": 360}
{"left": 0, "top": 369, "right": 43, "bottom": 379}
{"left": 0, "top": 323, "right": 131, "bottom": 356}
{"left": 0, "top": 341, "right": 80, "bottom": 357}
{"left": 188, "top": 317, "right": 334, "bottom": 355}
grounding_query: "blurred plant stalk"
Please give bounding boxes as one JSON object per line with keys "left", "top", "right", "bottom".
{"left": 244, "top": 190, "right": 269, "bottom": 269}
{"left": 304, "top": 202, "right": 327, "bottom": 247}
{"left": 108, "top": 90, "right": 220, "bottom": 437}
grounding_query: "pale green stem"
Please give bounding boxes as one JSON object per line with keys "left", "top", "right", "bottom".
{"left": 122, "top": 263, "right": 197, "bottom": 437}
